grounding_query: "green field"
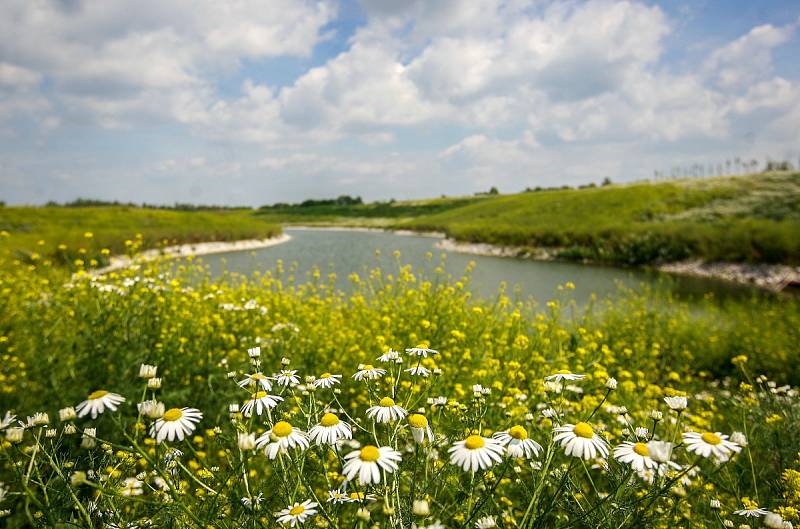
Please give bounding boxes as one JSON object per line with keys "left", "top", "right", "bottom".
{"left": 0, "top": 206, "right": 281, "bottom": 268}
{"left": 258, "top": 172, "right": 800, "bottom": 265}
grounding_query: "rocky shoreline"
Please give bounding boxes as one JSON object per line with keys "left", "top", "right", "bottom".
{"left": 435, "top": 238, "right": 800, "bottom": 293}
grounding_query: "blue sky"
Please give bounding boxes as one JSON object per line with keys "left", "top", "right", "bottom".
{"left": 1, "top": 0, "right": 799, "bottom": 206}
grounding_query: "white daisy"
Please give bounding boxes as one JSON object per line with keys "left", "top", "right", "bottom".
{"left": 448, "top": 435, "right": 504, "bottom": 472}
{"left": 247, "top": 346, "right": 261, "bottom": 358}
{"left": 75, "top": 390, "right": 126, "bottom": 419}
{"left": 326, "top": 489, "right": 354, "bottom": 504}
{"left": 553, "top": 423, "right": 609, "bottom": 460}
{"left": 237, "top": 372, "right": 273, "bottom": 391}
{"left": 150, "top": 407, "right": 202, "bottom": 443}
{"left": 493, "top": 425, "right": 542, "bottom": 459}
{"left": 544, "top": 370, "right": 586, "bottom": 383}
{"left": 405, "top": 347, "right": 439, "bottom": 357}
{"left": 405, "top": 366, "right": 431, "bottom": 377}
{"left": 256, "top": 420, "right": 310, "bottom": 459}
{"left": 242, "top": 391, "right": 283, "bottom": 417}
{"left": 313, "top": 373, "right": 342, "bottom": 389}
{"left": 682, "top": 431, "right": 742, "bottom": 461}
{"left": 353, "top": 364, "right": 386, "bottom": 381}
{"left": 613, "top": 441, "right": 658, "bottom": 472}
{"left": 309, "top": 413, "right": 352, "bottom": 446}
{"left": 1, "top": 411, "right": 17, "bottom": 429}
{"left": 275, "top": 370, "right": 300, "bottom": 387}
{"left": 366, "top": 397, "right": 407, "bottom": 423}
{"left": 408, "top": 414, "right": 434, "bottom": 444}
{"left": 376, "top": 349, "right": 401, "bottom": 363}
{"left": 120, "top": 477, "right": 144, "bottom": 496}
{"left": 734, "top": 507, "right": 770, "bottom": 517}
{"left": 663, "top": 396, "right": 688, "bottom": 411}
{"left": 475, "top": 516, "right": 496, "bottom": 529}
{"left": 275, "top": 500, "right": 318, "bottom": 527}
{"left": 342, "top": 445, "right": 402, "bottom": 485}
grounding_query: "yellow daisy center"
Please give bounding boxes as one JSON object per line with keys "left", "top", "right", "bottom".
{"left": 163, "top": 408, "right": 183, "bottom": 422}
{"left": 465, "top": 435, "right": 485, "bottom": 450}
{"left": 701, "top": 432, "right": 722, "bottom": 445}
{"left": 509, "top": 425, "right": 528, "bottom": 440}
{"left": 362, "top": 364, "right": 374, "bottom": 371}
{"left": 573, "top": 422, "right": 594, "bottom": 439}
{"left": 320, "top": 373, "right": 332, "bottom": 379}
{"left": 379, "top": 397, "right": 395, "bottom": 407}
{"left": 360, "top": 445, "right": 381, "bottom": 462}
{"left": 88, "top": 390, "right": 108, "bottom": 400}
{"left": 289, "top": 505, "right": 305, "bottom": 516}
{"left": 408, "top": 414, "right": 428, "bottom": 428}
{"left": 633, "top": 442, "right": 649, "bottom": 457}
{"left": 250, "top": 373, "right": 265, "bottom": 380}
{"left": 349, "top": 492, "right": 365, "bottom": 500}
{"left": 557, "top": 369, "right": 572, "bottom": 374}
{"left": 273, "top": 421, "right": 293, "bottom": 437}
{"left": 252, "top": 391, "right": 268, "bottom": 400}
{"left": 320, "top": 413, "right": 340, "bottom": 427}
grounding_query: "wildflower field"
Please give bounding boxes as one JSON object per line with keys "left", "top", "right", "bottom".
{"left": 1, "top": 243, "right": 800, "bottom": 528}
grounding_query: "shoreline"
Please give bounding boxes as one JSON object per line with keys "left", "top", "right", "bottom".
{"left": 434, "top": 237, "right": 799, "bottom": 293}
{"left": 287, "top": 225, "right": 447, "bottom": 238}
{"left": 94, "top": 233, "right": 292, "bottom": 274}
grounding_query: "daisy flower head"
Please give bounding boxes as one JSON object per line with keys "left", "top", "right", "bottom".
{"left": 1, "top": 411, "right": 17, "bottom": 429}
{"left": 449, "top": 434, "right": 504, "bottom": 472}
{"left": 493, "top": 425, "right": 542, "bottom": 459}
{"left": 150, "top": 407, "right": 202, "bottom": 443}
{"left": 76, "top": 390, "right": 126, "bottom": 419}
{"left": 376, "top": 349, "right": 401, "bottom": 363}
{"left": 553, "top": 422, "right": 609, "bottom": 460}
{"left": 327, "top": 489, "right": 353, "bottom": 504}
{"left": 408, "top": 414, "right": 434, "bottom": 444}
{"left": 353, "top": 364, "right": 386, "bottom": 381}
{"left": 242, "top": 391, "right": 283, "bottom": 417}
{"left": 256, "top": 420, "right": 310, "bottom": 459}
{"left": 405, "top": 347, "right": 439, "bottom": 358}
{"left": 342, "top": 445, "right": 402, "bottom": 485}
{"left": 613, "top": 441, "right": 658, "bottom": 472}
{"left": 733, "top": 507, "right": 769, "bottom": 518}
{"left": 405, "top": 366, "right": 431, "bottom": 377}
{"left": 247, "top": 346, "right": 261, "bottom": 358}
{"left": 275, "top": 370, "right": 300, "bottom": 387}
{"left": 309, "top": 413, "right": 352, "bottom": 446}
{"left": 544, "top": 370, "right": 586, "bottom": 383}
{"left": 276, "top": 500, "right": 318, "bottom": 527}
{"left": 313, "top": 373, "right": 342, "bottom": 389}
{"left": 682, "top": 431, "right": 742, "bottom": 461}
{"left": 237, "top": 372, "right": 273, "bottom": 391}
{"left": 475, "top": 516, "right": 496, "bottom": 529}
{"left": 120, "top": 477, "right": 144, "bottom": 497}
{"left": 663, "top": 396, "right": 688, "bottom": 411}
{"left": 366, "top": 397, "right": 407, "bottom": 423}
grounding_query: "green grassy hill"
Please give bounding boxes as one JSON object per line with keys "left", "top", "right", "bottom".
{"left": 399, "top": 172, "right": 800, "bottom": 265}
{"left": 0, "top": 206, "right": 280, "bottom": 268}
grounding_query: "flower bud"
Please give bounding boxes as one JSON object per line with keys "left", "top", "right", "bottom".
{"left": 412, "top": 500, "right": 430, "bottom": 517}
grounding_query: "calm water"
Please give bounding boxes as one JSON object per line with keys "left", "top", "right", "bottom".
{"left": 198, "top": 228, "right": 758, "bottom": 303}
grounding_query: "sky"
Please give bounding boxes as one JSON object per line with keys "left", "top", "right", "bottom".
{"left": 1, "top": 0, "right": 799, "bottom": 206}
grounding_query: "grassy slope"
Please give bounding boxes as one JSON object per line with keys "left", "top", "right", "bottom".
{"left": 0, "top": 206, "right": 281, "bottom": 266}
{"left": 401, "top": 172, "right": 800, "bottom": 264}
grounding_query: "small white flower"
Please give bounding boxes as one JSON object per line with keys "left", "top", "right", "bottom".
{"left": 544, "top": 371, "right": 586, "bottom": 383}
{"left": 634, "top": 427, "right": 649, "bottom": 438}
{"left": 376, "top": 349, "right": 401, "bottom": 362}
{"left": 150, "top": 407, "right": 202, "bottom": 443}
{"left": 412, "top": 499, "right": 430, "bottom": 517}
{"left": 613, "top": 441, "right": 658, "bottom": 472}
{"left": 407, "top": 414, "right": 434, "bottom": 444}
{"left": 605, "top": 377, "right": 618, "bottom": 390}
{"left": 734, "top": 507, "right": 769, "bottom": 518}
{"left": 275, "top": 500, "right": 318, "bottom": 527}
{"left": 256, "top": 421, "right": 309, "bottom": 459}
{"left": 147, "top": 378, "right": 162, "bottom": 389}
{"left": 75, "top": 390, "right": 126, "bottom": 419}
{"left": 449, "top": 435, "right": 504, "bottom": 472}
{"left": 313, "top": 373, "right": 342, "bottom": 389}
{"left": 137, "top": 400, "right": 165, "bottom": 419}
{"left": 493, "top": 426, "right": 542, "bottom": 459}
{"left": 646, "top": 441, "right": 673, "bottom": 463}
{"left": 764, "top": 512, "right": 788, "bottom": 528}
{"left": 663, "top": 396, "right": 688, "bottom": 411}
{"left": 309, "top": 413, "right": 352, "bottom": 446}
{"left": 405, "top": 366, "right": 431, "bottom": 377}
{"left": 238, "top": 432, "right": 257, "bottom": 451}
{"left": 247, "top": 346, "right": 261, "bottom": 358}
{"left": 237, "top": 372, "right": 273, "bottom": 391}
{"left": 405, "top": 347, "right": 439, "bottom": 357}
{"left": 139, "top": 364, "right": 158, "bottom": 379}
{"left": 58, "top": 407, "right": 77, "bottom": 422}
{"left": 242, "top": 391, "right": 283, "bottom": 417}
{"left": 710, "top": 499, "right": 721, "bottom": 509}
{"left": 80, "top": 428, "right": 96, "bottom": 449}
{"left": 682, "top": 431, "right": 741, "bottom": 462}
{"left": 342, "top": 445, "right": 402, "bottom": 484}
{"left": 366, "top": 397, "right": 407, "bottom": 423}
{"left": 275, "top": 370, "right": 300, "bottom": 387}
{"left": 1, "top": 412, "right": 17, "bottom": 430}
{"left": 475, "top": 516, "right": 496, "bottom": 529}
{"left": 5, "top": 427, "right": 24, "bottom": 443}
{"left": 553, "top": 423, "right": 609, "bottom": 460}
{"left": 730, "top": 431, "right": 748, "bottom": 446}
{"left": 353, "top": 364, "right": 386, "bottom": 381}
{"left": 120, "top": 477, "right": 143, "bottom": 497}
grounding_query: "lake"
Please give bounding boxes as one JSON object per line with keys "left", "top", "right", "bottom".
{"left": 198, "top": 228, "right": 759, "bottom": 303}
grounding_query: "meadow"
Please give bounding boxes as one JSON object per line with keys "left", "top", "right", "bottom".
{"left": 1, "top": 241, "right": 799, "bottom": 528}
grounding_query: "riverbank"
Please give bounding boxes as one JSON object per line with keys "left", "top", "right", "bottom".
{"left": 95, "top": 233, "right": 292, "bottom": 274}
{"left": 434, "top": 236, "right": 799, "bottom": 292}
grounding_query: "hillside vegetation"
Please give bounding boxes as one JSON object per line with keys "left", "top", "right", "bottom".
{"left": 0, "top": 206, "right": 280, "bottom": 268}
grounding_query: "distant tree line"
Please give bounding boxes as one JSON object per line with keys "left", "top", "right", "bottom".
{"left": 260, "top": 195, "right": 364, "bottom": 209}
{"left": 653, "top": 157, "right": 798, "bottom": 180}
{"left": 42, "top": 198, "right": 251, "bottom": 211}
